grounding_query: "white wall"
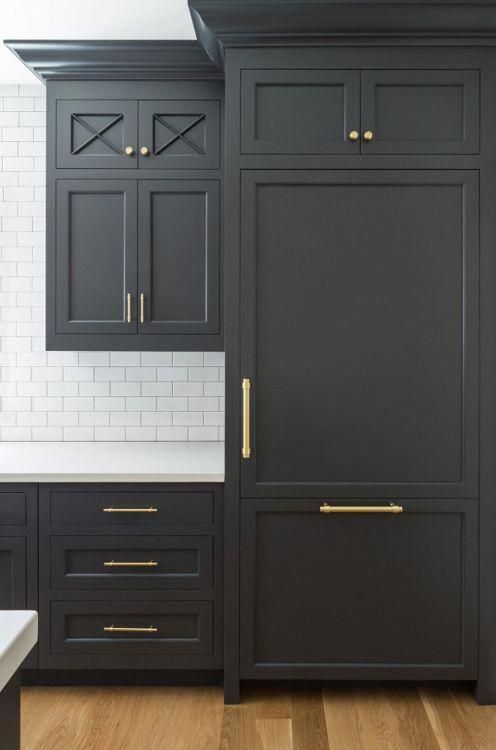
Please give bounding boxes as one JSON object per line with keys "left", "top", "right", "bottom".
{"left": 0, "top": 86, "right": 225, "bottom": 441}
{"left": 0, "top": 0, "right": 196, "bottom": 82}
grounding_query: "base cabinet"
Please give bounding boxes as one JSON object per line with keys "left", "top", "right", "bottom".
{"left": 240, "top": 500, "right": 477, "bottom": 680}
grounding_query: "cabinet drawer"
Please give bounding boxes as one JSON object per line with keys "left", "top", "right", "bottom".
{"left": 50, "top": 600, "right": 213, "bottom": 656}
{"left": 241, "top": 499, "right": 477, "bottom": 679}
{"left": 241, "top": 69, "right": 360, "bottom": 154}
{"left": 0, "top": 492, "right": 27, "bottom": 526}
{"left": 43, "top": 486, "right": 216, "bottom": 528}
{"left": 50, "top": 535, "right": 213, "bottom": 590}
{"left": 361, "top": 70, "right": 479, "bottom": 154}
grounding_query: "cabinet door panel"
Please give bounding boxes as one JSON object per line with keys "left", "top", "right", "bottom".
{"left": 0, "top": 538, "right": 26, "bottom": 610}
{"left": 241, "top": 70, "right": 360, "bottom": 154}
{"left": 240, "top": 499, "right": 477, "bottom": 679}
{"left": 361, "top": 70, "right": 479, "bottom": 154}
{"left": 55, "top": 180, "right": 137, "bottom": 335}
{"left": 139, "top": 100, "right": 220, "bottom": 169}
{"left": 240, "top": 170, "right": 478, "bottom": 498}
{"left": 138, "top": 181, "right": 220, "bottom": 335}
{"left": 57, "top": 100, "right": 138, "bottom": 169}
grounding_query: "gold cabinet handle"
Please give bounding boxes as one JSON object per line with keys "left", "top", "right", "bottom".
{"left": 102, "top": 506, "right": 158, "bottom": 513}
{"left": 124, "top": 146, "right": 135, "bottom": 156}
{"left": 242, "top": 378, "right": 251, "bottom": 459}
{"left": 140, "top": 293, "right": 145, "bottom": 324}
{"left": 140, "top": 146, "right": 150, "bottom": 156}
{"left": 320, "top": 503, "right": 403, "bottom": 514}
{"left": 103, "top": 625, "right": 158, "bottom": 634}
{"left": 126, "top": 292, "right": 133, "bottom": 323}
{"left": 349, "top": 130, "right": 359, "bottom": 142}
{"left": 363, "top": 130, "right": 374, "bottom": 142}
{"left": 104, "top": 560, "right": 158, "bottom": 568}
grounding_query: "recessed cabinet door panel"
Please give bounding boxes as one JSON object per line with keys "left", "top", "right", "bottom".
{"left": 57, "top": 100, "right": 138, "bottom": 169}
{"left": 241, "top": 70, "right": 360, "bottom": 154}
{"left": 0, "top": 538, "right": 26, "bottom": 610}
{"left": 240, "top": 170, "right": 478, "bottom": 498}
{"left": 139, "top": 100, "right": 220, "bottom": 169}
{"left": 138, "top": 181, "right": 220, "bottom": 335}
{"left": 361, "top": 70, "right": 479, "bottom": 154}
{"left": 240, "top": 500, "right": 477, "bottom": 679}
{"left": 56, "top": 180, "right": 137, "bottom": 335}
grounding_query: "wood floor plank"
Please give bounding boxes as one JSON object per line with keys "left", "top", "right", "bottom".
{"left": 323, "top": 686, "right": 440, "bottom": 750}
{"left": 256, "top": 718, "right": 293, "bottom": 749}
{"left": 244, "top": 683, "right": 292, "bottom": 719}
{"left": 218, "top": 702, "right": 257, "bottom": 750}
{"left": 291, "top": 688, "right": 330, "bottom": 750}
{"left": 419, "top": 687, "right": 496, "bottom": 750}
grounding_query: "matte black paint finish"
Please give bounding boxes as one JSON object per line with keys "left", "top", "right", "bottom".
{"left": 46, "top": 80, "right": 224, "bottom": 351}
{"left": 241, "top": 169, "right": 478, "bottom": 499}
{"left": 0, "top": 672, "right": 20, "bottom": 750}
{"left": 4, "top": 40, "right": 223, "bottom": 82}
{"left": 240, "top": 499, "right": 477, "bottom": 680}
{"left": 38, "top": 483, "right": 223, "bottom": 671}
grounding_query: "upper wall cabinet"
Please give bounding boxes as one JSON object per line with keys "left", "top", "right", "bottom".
{"left": 241, "top": 68, "right": 480, "bottom": 155}
{"left": 57, "top": 99, "right": 220, "bottom": 170}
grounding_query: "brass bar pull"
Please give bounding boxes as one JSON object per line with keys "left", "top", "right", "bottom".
{"left": 126, "top": 293, "right": 132, "bottom": 323}
{"left": 104, "top": 560, "right": 158, "bottom": 568}
{"left": 320, "top": 503, "right": 403, "bottom": 514}
{"left": 140, "top": 293, "right": 145, "bottom": 324}
{"left": 242, "top": 378, "right": 251, "bottom": 459}
{"left": 102, "top": 506, "right": 158, "bottom": 514}
{"left": 103, "top": 625, "right": 158, "bottom": 634}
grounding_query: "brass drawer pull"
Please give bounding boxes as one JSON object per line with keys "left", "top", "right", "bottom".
{"left": 102, "top": 506, "right": 158, "bottom": 513}
{"left": 320, "top": 503, "right": 403, "bottom": 514}
{"left": 103, "top": 625, "right": 158, "bottom": 634}
{"left": 242, "top": 378, "right": 251, "bottom": 459}
{"left": 103, "top": 560, "right": 158, "bottom": 568}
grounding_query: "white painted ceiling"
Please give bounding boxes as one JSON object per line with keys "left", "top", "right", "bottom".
{"left": 0, "top": 0, "right": 196, "bottom": 82}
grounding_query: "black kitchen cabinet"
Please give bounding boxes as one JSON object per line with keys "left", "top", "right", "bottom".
{"left": 240, "top": 499, "right": 477, "bottom": 679}
{"left": 0, "top": 487, "right": 38, "bottom": 668}
{"left": 46, "top": 71, "right": 224, "bottom": 351}
{"left": 240, "top": 168, "right": 478, "bottom": 499}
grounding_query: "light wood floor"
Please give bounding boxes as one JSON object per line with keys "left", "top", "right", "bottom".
{"left": 21, "top": 684, "right": 496, "bottom": 750}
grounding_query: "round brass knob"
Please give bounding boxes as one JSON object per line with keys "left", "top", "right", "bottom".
{"left": 140, "top": 146, "right": 150, "bottom": 156}
{"left": 349, "top": 130, "right": 359, "bottom": 142}
{"left": 124, "top": 146, "right": 134, "bottom": 156}
{"left": 363, "top": 130, "right": 374, "bottom": 142}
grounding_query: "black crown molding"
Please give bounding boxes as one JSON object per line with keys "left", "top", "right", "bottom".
{"left": 3, "top": 40, "right": 224, "bottom": 83}
{"left": 188, "top": 0, "right": 496, "bottom": 67}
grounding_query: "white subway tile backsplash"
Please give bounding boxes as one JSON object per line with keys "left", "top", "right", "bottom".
{"left": 0, "top": 90, "right": 225, "bottom": 441}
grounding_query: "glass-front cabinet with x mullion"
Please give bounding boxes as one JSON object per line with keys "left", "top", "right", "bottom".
{"left": 49, "top": 81, "right": 223, "bottom": 350}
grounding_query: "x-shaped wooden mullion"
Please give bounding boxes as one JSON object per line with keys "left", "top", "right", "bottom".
{"left": 153, "top": 113, "right": 206, "bottom": 156}
{"left": 72, "top": 114, "right": 124, "bottom": 155}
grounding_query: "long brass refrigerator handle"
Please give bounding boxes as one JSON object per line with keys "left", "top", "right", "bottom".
{"left": 126, "top": 293, "right": 132, "bottom": 323}
{"left": 320, "top": 503, "right": 404, "bottom": 514}
{"left": 242, "top": 378, "right": 251, "bottom": 459}
{"left": 103, "top": 625, "right": 158, "bottom": 634}
{"left": 140, "top": 293, "right": 145, "bottom": 324}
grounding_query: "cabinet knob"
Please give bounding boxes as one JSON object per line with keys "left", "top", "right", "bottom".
{"left": 363, "top": 130, "right": 374, "bottom": 142}
{"left": 140, "top": 146, "right": 150, "bottom": 156}
{"left": 349, "top": 130, "right": 359, "bottom": 142}
{"left": 124, "top": 146, "right": 135, "bottom": 156}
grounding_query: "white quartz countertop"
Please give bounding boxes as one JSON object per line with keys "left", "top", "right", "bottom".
{"left": 0, "top": 611, "right": 38, "bottom": 692}
{"left": 0, "top": 442, "right": 224, "bottom": 482}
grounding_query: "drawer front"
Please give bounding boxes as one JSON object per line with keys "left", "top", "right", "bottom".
{"left": 50, "top": 600, "right": 213, "bottom": 656}
{"left": 361, "top": 70, "right": 480, "bottom": 154}
{"left": 43, "top": 486, "right": 215, "bottom": 528}
{"left": 0, "top": 492, "right": 27, "bottom": 526}
{"left": 241, "top": 69, "right": 360, "bottom": 154}
{"left": 50, "top": 535, "right": 213, "bottom": 590}
{"left": 241, "top": 499, "right": 477, "bottom": 679}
